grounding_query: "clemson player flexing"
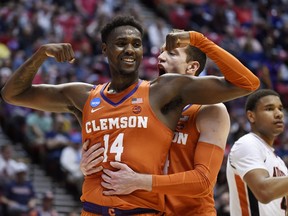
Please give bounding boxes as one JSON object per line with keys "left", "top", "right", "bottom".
{"left": 2, "top": 16, "right": 259, "bottom": 215}
{"left": 79, "top": 27, "right": 257, "bottom": 216}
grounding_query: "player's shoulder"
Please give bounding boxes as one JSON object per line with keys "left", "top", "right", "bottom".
{"left": 231, "top": 133, "right": 260, "bottom": 152}
{"left": 237, "top": 133, "right": 257, "bottom": 142}
{"left": 201, "top": 102, "right": 226, "bottom": 109}
{"left": 198, "top": 103, "right": 228, "bottom": 116}
{"left": 151, "top": 73, "right": 189, "bottom": 84}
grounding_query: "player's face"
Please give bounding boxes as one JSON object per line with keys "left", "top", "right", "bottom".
{"left": 157, "top": 45, "right": 189, "bottom": 75}
{"left": 251, "top": 95, "right": 284, "bottom": 138}
{"left": 102, "top": 26, "right": 143, "bottom": 76}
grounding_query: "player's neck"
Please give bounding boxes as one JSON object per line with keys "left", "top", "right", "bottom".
{"left": 108, "top": 78, "right": 140, "bottom": 93}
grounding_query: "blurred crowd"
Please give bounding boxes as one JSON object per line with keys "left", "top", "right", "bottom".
{"left": 1, "top": 0, "right": 288, "bottom": 215}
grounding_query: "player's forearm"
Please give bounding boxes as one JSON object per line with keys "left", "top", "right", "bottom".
{"left": 189, "top": 31, "right": 260, "bottom": 91}
{"left": 1, "top": 46, "right": 48, "bottom": 103}
{"left": 255, "top": 176, "right": 288, "bottom": 203}
{"left": 152, "top": 142, "right": 224, "bottom": 196}
{"left": 152, "top": 169, "right": 214, "bottom": 196}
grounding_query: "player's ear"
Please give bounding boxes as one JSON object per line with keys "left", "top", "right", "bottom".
{"left": 247, "top": 110, "right": 255, "bottom": 123}
{"left": 102, "top": 43, "right": 107, "bottom": 57}
{"left": 186, "top": 61, "right": 199, "bottom": 76}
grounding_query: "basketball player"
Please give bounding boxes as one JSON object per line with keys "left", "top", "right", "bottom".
{"left": 1, "top": 16, "right": 259, "bottom": 215}
{"left": 79, "top": 30, "right": 239, "bottom": 215}
{"left": 227, "top": 89, "right": 288, "bottom": 216}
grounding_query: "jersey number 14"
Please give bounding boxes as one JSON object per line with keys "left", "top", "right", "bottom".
{"left": 103, "top": 133, "right": 124, "bottom": 162}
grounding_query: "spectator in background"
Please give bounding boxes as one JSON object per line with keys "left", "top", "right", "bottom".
{"left": 44, "top": 114, "right": 71, "bottom": 179}
{"left": 67, "top": 208, "right": 79, "bottom": 216}
{"left": 147, "top": 17, "right": 171, "bottom": 53}
{"left": 219, "top": 26, "right": 241, "bottom": 58}
{"left": 34, "top": 190, "right": 59, "bottom": 216}
{"left": 257, "top": 64, "right": 273, "bottom": 89}
{"left": 0, "top": 144, "right": 19, "bottom": 186}
{"left": 276, "top": 56, "right": 288, "bottom": 107}
{"left": 275, "top": 132, "right": 288, "bottom": 167}
{"left": 0, "top": 67, "right": 12, "bottom": 88}
{"left": 238, "top": 27, "right": 264, "bottom": 70}
{"left": 168, "top": 4, "right": 191, "bottom": 30}
{"left": 1, "top": 162, "right": 37, "bottom": 216}
{"left": 25, "top": 110, "right": 53, "bottom": 163}
{"left": 0, "top": 144, "right": 19, "bottom": 215}
{"left": 60, "top": 132, "right": 83, "bottom": 194}
{"left": 228, "top": 111, "right": 250, "bottom": 144}
{"left": 74, "top": 0, "right": 99, "bottom": 19}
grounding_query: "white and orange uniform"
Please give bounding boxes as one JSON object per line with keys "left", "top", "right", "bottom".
{"left": 81, "top": 80, "right": 173, "bottom": 212}
{"left": 227, "top": 132, "right": 288, "bottom": 216}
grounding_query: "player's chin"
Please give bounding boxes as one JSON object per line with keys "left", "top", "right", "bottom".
{"left": 274, "top": 127, "right": 284, "bottom": 135}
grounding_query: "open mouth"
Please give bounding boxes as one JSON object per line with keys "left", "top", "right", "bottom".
{"left": 158, "top": 64, "right": 166, "bottom": 75}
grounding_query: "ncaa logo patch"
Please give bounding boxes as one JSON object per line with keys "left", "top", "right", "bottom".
{"left": 90, "top": 98, "right": 101, "bottom": 108}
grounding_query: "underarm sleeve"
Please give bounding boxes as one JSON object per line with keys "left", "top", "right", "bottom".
{"left": 189, "top": 31, "right": 260, "bottom": 91}
{"left": 152, "top": 142, "right": 224, "bottom": 197}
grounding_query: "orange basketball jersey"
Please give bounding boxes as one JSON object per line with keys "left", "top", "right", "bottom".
{"left": 168, "top": 104, "right": 201, "bottom": 173}
{"left": 81, "top": 80, "right": 173, "bottom": 211}
{"left": 166, "top": 104, "right": 218, "bottom": 216}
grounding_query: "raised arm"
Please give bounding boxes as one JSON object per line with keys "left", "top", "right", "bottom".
{"left": 165, "top": 30, "right": 259, "bottom": 91}
{"left": 1, "top": 43, "right": 92, "bottom": 113}
{"left": 153, "top": 31, "right": 260, "bottom": 106}
{"left": 188, "top": 31, "right": 259, "bottom": 90}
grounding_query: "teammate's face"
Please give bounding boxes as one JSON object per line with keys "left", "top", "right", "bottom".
{"left": 157, "top": 45, "right": 190, "bottom": 75}
{"left": 249, "top": 95, "right": 284, "bottom": 140}
{"left": 102, "top": 26, "right": 143, "bottom": 77}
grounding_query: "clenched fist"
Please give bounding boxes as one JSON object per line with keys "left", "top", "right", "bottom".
{"left": 41, "top": 43, "right": 75, "bottom": 63}
{"left": 165, "top": 31, "right": 190, "bottom": 51}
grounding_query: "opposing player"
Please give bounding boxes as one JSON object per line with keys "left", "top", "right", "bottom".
{"left": 227, "top": 89, "right": 288, "bottom": 215}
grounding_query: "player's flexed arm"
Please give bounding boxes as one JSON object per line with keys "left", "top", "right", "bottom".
{"left": 150, "top": 31, "right": 260, "bottom": 110}
{"left": 166, "top": 30, "right": 259, "bottom": 92}
{"left": 1, "top": 43, "right": 93, "bottom": 116}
